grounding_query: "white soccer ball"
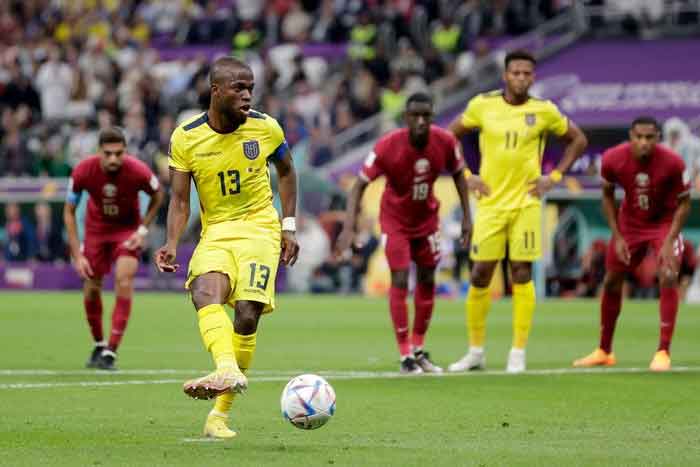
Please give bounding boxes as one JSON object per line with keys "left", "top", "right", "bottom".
{"left": 280, "top": 374, "right": 336, "bottom": 430}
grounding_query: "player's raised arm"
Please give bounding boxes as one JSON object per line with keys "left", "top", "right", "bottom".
{"left": 271, "top": 150, "right": 299, "bottom": 267}
{"left": 155, "top": 168, "right": 190, "bottom": 272}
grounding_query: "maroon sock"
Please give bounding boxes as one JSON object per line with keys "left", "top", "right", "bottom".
{"left": 389, "top": 286, "right": 411, "bottom": 357}
{"left": 658, "top": 287, "right": 679, "bottom": 352}
{"left": 599, "top": 289, "right": 622, "bottom": 353}
{"left": 108, "top": 297, "right": 132, "bottom": 351}
{"left": 84, "top": 296, "right": 103, "bottom": 342}
{"left": 412, "top": 282, "right": 435, "bottom": 350}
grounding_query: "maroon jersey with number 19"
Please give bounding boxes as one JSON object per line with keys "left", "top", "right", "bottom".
{"left": 601, "top": 142, "right": 690, "bottom": 239}
{"left": 69, "top": 155, "right": 160, "bottom": 238}
{"left": 360, "top": 125, "right": 465, "bottom": 237}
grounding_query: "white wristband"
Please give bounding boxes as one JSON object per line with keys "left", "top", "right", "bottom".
{"left": 282, "top": 217, "right": 296, "bottom": 232}
{"left": 136, "top": 225, "right": 149, "bottom": 236}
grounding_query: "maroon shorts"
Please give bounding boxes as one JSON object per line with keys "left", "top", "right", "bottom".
{"left": 383, "top": 231, "right": 441, "bottom": 271}
{"left": 83, "top": 230, "right": 141, "bottom": 277}
{"left": 605, "top": 229, "right": 683, "bottom": 273}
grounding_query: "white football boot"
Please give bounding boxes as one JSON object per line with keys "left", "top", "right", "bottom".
{"left": 447, "top": 348, "right": 486, "bottom": 372}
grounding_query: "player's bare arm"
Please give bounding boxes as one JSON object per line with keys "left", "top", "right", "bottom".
{"left": 271, "top": 150, "right": 299, "bottom": 266}
{"left": 155, "top": 169, "right": 191, "bottom": 272}
{"left": 335, "top": 177, "right": 369, "bottom": 257}
{"left": 529, "top": 121, "right": 588, "bottom": 198}
{"left": 63, "top": 201, "right": 94, "bottom": 279}
{"left": 124, "top": 186, "right": 165, "bottom": 251}
{"left": 452, "top": 168, "right": 472, "bottom": 248}
{"left": 601, "top": 179, "right": 630, "bottom": 265}
{"left": 660, "top": 193, "right": 691, "bottom": 273}
{"left": 448, "top": 117, "right": 491, "bottom": 197}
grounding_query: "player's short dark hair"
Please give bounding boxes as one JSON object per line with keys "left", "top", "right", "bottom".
{"left": 631, "top": 116, "right": 661, "bottom": 131}
{"left": 98, "top": 127, "right": 126, "bottom": 146}
{"left": 505, "top": 49, "right": 536, "bottom": 69}
{"left": 209, "top": 57, "right": 251, "bottom": 86}
{"left": 406, "top": 92, "right": 433, "bottom": 109}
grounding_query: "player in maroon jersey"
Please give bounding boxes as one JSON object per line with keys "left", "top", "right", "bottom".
{"left": 63, "top": 127, "right": 164, "bottom": 370}
{"left": 336, "top": 93, "right": 472, "bottom": 374}
{"left": 574, "top": 117, "right": 691, "bottom": 372}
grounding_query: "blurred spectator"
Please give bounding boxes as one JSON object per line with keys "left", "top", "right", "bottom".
{"left": 663, "top": 117, "right": 700, "bottom": 188}
{"left": 348, "top": 11, "right": 377, "bottom": 61}
{"left": 0, "top": 108, "right": 34, "bottom": 176}
{"left": 287, "top": 214, "right": 330, "bottom": 293}
{"left": 34, "top": 202, "right": 65, "bottom": 262}
{"left": 380, "top": 73, "right": 406, "bottom": 121}
{"left": 34, "top": 46, "right": 73, "bottom": 121}
{"left": 67, "top": 118, "right": 98, "bottom": 168}
{"left": 3, "top": 202, "right": 36, "bottom": 262}
{"left": 431, "top": 14, "right": 461, "bottom": 57}
{"left": 0, "top": 61, "right": 41, "bottom": 120}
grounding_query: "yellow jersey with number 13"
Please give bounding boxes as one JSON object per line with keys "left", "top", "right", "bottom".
{"left": 168, "top": 110, "right": 288, "bottom": 231}
{"left": 460, "top": 91, "right": 568, "bottom": 210}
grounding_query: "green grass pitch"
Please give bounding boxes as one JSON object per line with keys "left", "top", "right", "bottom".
{"left": 1, "top": 291, "right": 699, "bottom": 466}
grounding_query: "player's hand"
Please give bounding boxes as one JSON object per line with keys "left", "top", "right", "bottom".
{"left": 528, "top": 176, "right": 555, "bottom": 198}
{"left": 460, "top": 219, "right": 473, "bottom": 250}
{"left": 466, "top": 175, "right": 491, "bottom": 198}
{"left": 281, "top": 230, "right": 299, "bottom": 266}
{"left": 613, "top": 235, "right": 631, "bottom": 266}
{"left": 659, "top": 238, "right": 679, "bottom": 272}
{"left": 123, "top": 230, "right": 146, "bottom": 251}
{"left": 154, "top": 244, "right": 179, "bottom": 272}
{"left": 334, "top": 227, "right": 355, "bottom": 259}
{"left": 73, "top": 254, "right": 94, "bottom": 279}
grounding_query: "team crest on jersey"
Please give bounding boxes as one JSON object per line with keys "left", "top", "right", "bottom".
{"left": 525, "top": 113, "right": 536, "bottom": 126}
{"left": 635, "top": 173, "right": 650, "bottom": 187}
{"left": 414, "top": 158, "right": 430, "bottom": 174}
{"left": 243, "top": 140, "right": 260, "bottom": 160}
{"left": 102, "top": 183, "right": 117, "bottom": 198}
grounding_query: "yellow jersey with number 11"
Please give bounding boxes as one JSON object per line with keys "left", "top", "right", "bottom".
{"left": 460, "top": 91, "right": 568, "bottom": 210}
{"left": 168, "top": 110, "right": 288, "bottom": 232}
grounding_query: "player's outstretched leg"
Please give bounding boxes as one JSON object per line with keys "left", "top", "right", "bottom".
{"left": 203, "top": 301, "right": 261, "bottom": 438}
{"left": 184, "top": 274, "right": 246, "bottom": 400}
{"left": 651, "top": 269, "right": 680, "bottom": 372}
{"left": 412, "top": 267, "right": 442, "bottom": 373}
{"left": 449, "top": 261, "right": 496, "bottom": 372}
{"left": 574, "top": 271, "right": 623, "bottom": 368}
{"left": 83, "top": 278, "right": 106, "bottom": 368}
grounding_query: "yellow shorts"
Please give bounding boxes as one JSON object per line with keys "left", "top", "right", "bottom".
{"left": 185, "top": 207, "right": 281, "bottom": 313}
{"left": 470, "top": 204, "right": 541, "bottom": 262}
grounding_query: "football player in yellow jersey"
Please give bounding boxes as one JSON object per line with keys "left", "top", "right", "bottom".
{"left": 447, "top": 50, "right": 587, "bottom": 373}
{"left": 154, "top": 57, "right": 299, "bottom": 438}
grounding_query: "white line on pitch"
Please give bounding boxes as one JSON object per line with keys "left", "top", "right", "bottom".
{"left": 0, "top": 369, "right": 305, "bottom": 376}
{"left": 1, "top": 366, "right": 699, "bottom": 390}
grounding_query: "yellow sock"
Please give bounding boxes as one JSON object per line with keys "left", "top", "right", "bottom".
{"left": 213, "top": 332, "right": 257, "bottom": 414}
{"left": 512, "top": 281, "right": 536, "bottom": 349}
{"left": 467, "top": 286, "right": 491, "bottom": 348}
{"left": 197, "top": 304, "right": 237, "bottom": 370}
{"left": 232, "top": 331, "right": 257, "bottom": 373}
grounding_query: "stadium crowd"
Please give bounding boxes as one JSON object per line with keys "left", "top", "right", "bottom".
{"left": 0, "top": 0, "right": 571, "bottom": 178}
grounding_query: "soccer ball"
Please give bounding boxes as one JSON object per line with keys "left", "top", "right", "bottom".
{"left": 280, "top": 374, "right": 336, "bottom": 430}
